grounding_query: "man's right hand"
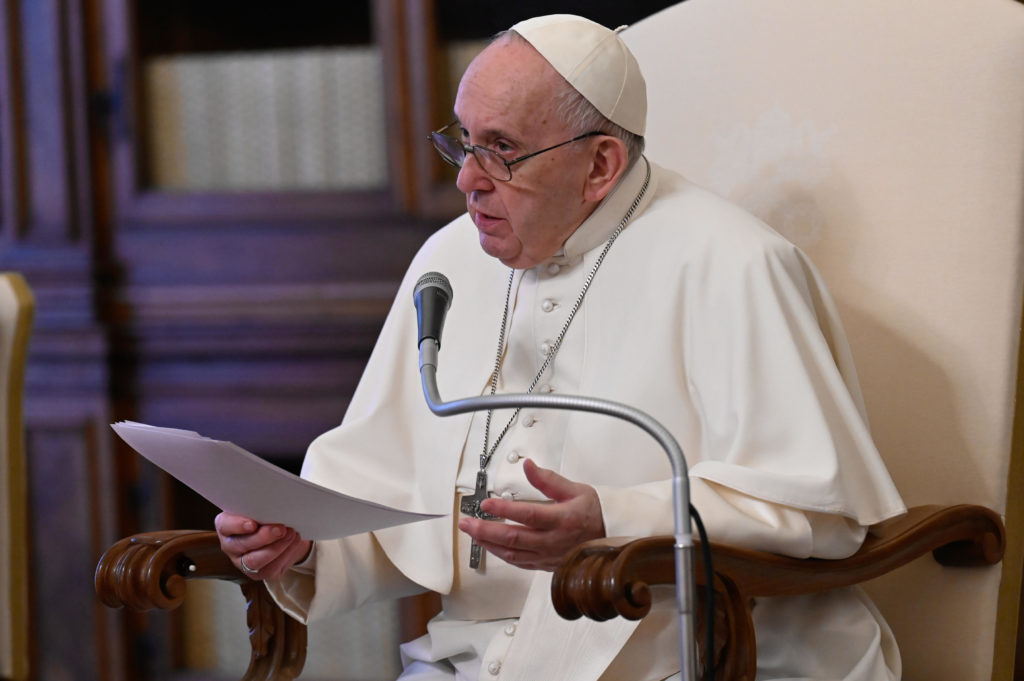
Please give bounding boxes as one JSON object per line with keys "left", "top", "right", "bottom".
{"left": 214, "top": 512, "right": 312, "bottom": 581}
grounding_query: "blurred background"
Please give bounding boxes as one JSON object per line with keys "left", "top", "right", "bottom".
{"left": 0, "top": 1, "right": 678, "bottom": 680}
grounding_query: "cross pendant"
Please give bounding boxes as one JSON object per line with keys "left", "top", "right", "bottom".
{"left": 461, "top": 471, "right": 498, "bottom": 569}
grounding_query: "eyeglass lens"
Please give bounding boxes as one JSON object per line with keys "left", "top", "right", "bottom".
{"left": 430, "top": 133, "right": 510, "bottom": 181}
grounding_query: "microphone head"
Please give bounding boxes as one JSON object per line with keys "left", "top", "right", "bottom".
{"left": 413, "top": 271, "right": 453, "bottom": 303}
{"left": 413, "top": 272, "right": 453, "bottom": 348}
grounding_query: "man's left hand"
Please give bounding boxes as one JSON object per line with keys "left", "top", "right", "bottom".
{"left": 457, "top": 458, "right": 606, "bottom": 571}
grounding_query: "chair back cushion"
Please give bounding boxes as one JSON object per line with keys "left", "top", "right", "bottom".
{"left": 624, "top": 1, "right": 1024, "bottom": 678}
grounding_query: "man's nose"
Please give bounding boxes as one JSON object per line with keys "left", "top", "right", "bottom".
{"left": 455, "top": 151, "right": 495, "bottom": 194}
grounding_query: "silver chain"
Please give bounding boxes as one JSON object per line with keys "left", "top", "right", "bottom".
{"left": 479, "top": 158, "right": 651, "bottom": 471}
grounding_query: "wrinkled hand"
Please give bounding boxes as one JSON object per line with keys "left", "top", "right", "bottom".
{"left": 214, "top": 512, "right": 312, "bottom": 581}
{"left": 457, "top": 459, "right": 605, "bottom": 571}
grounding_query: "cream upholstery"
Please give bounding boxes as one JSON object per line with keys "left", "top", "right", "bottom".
{"left": 0, "top": 273, "right": 33, "bottom": 681}
{"left": 624, "top": 1, "right": 1024, "bottom": 679}
{"left": 89, "top": 3, "right": 1024, "bottom": 678}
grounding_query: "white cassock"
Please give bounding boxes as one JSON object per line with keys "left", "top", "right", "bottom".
{"left": 265, "top": 159, "right": 907, "bottom": 681}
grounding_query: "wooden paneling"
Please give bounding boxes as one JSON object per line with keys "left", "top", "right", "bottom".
{"left": 22, "top": 416, "right": 122, "bottom": 681}
{"left": 92, "top": 3, "right": 444, "bottom": 679}
{"left": 0, "top": 2, "right": 684, "bottom": 680}
{"left": 0, "top": 1, "right": 26, "bottom": 238}
{"left": 1, "top": 1, "right": 121, "bottom": 680}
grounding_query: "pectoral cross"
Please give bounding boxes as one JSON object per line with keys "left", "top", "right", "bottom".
{"left": 461, "top": 471, "right": 498, "bottom": 568}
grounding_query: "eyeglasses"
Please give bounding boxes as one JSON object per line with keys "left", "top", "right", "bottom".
{"left": 428, "top": 121, "right": 602, "bottom": 182}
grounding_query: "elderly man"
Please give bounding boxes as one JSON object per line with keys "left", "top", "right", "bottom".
{"left": 216, "top": 14, "right": 906, "bottom": 681}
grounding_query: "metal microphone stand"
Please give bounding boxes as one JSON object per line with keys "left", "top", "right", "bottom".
{"left": 418, "top": 338, "right": 698, "bottom": 681}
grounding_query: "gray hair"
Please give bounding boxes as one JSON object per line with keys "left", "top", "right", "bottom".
{"left": 501, "top": 30, "right": 646, "bottom": 169}
{"left": 551, "top": 80, "right": 645, "bottom": 170}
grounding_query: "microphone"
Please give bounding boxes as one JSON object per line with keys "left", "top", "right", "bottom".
{"left": 413, "top": 272, "right": 453, "bottom": 350}
{"left": 412, "top": 272, "right": 698, "bottom": 681}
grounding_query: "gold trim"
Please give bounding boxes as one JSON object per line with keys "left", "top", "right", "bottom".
{"left": 1, "top": 272, "right": 34, "bottom": 681}
{"left": 993, "top": 281, "right": 1024, "bottom": 681}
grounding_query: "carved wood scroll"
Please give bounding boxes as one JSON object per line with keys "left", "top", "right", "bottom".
{"left": 551, "top": 504, "right": 1006, "bottom": 681}
{"left": 94, "top": 530, "right": 307, "bottom": 681}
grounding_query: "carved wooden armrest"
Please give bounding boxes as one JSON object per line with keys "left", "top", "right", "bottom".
{"left": 95, "top": 530, "right": 307, "bottom": 681}
{"left": 551, "top": 504, "right": 1006, "bottom": 681}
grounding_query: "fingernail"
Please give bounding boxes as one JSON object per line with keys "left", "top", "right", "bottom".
{"left": 243, "top": 521, "right": 256, "bottom": 533}
{"left": 271, "top": 525, "right": 284, "bottom": 538}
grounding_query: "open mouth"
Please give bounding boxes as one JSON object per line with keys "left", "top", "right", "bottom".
{"left": 471, "top": 208, "right": 503, "bottom": 231}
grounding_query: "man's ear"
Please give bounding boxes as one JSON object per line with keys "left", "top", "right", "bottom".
{"left": 583, "top": 136, "right": 629, "bottom": 202}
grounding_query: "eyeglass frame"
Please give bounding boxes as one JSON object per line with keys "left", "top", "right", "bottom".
{"left": 428, "top": 121, "right": 604, "bottom": 182}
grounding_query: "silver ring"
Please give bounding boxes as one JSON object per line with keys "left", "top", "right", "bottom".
{"left": 239, "top": 557, "right": 260, "bottom": 575}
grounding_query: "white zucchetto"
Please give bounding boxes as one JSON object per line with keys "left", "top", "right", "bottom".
{"left": 510, "top": 14, "right": 647, "bottom": 136}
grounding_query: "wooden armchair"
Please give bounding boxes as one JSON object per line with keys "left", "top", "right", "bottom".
{"left": 95, "top": 504, "right": 1007, "bottom": 681}
{"left": 96, "top": 0, "right": 1024, "bottom": 679}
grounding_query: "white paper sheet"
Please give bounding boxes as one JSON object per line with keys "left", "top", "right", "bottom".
{"left": 111, "top": 421, "right": 442, "bottom": 540}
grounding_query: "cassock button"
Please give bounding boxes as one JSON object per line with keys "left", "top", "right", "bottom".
{"left": 541, "top": 299, "right": 555, "bottom": 313}
{"left": 547, "top": 263, "right": 561, "bottom": 275}
{"left": 487, "top": 661, "right": 502, "bottom": 675}
{"left": 504, "top": 622, "right": 517, "bottom": 636}
{"left": 506, "top": 450, "right": 521, "bottom": 463}
{"left": 522, "top": 415, "right": 536, "bottom": 427}
{"left": 500, "top": 490, "right": 514, "bottom": 501}
{"left": 539, "top": 341, "right": 552, "bottom": 356}
{"left": 539, "top": 384, "right": 553, "bottom": 393}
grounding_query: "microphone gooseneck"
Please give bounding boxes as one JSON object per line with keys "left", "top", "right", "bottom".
{"left": 414, "top": 271, "right": 697, "bottom": 681}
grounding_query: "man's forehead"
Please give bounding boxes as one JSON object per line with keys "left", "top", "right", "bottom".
{"left": 454, "top": 40, "right": 563, "bottom": 139}
{"left": 460, "top": 37, "right": 559, "bottom": 98}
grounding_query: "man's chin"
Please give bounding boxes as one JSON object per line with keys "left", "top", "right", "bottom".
{"left": 478, "top": 236, "right": 526, "bottom": 269}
